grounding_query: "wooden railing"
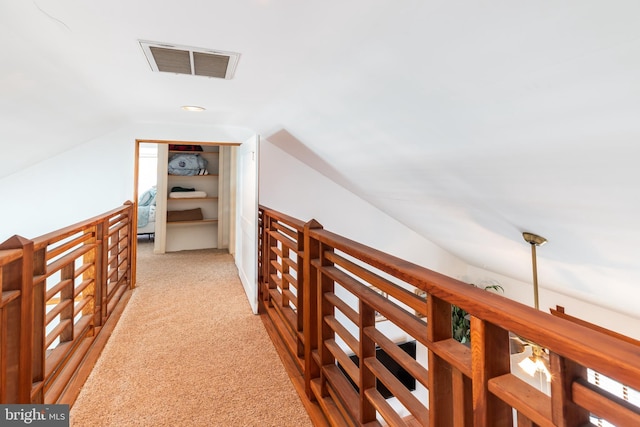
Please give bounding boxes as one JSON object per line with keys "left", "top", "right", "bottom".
{"left": 259, "top": 206, "right": 640, "bottom": 427}
{"left": 0, "top": 202, "right": 134, "bottom": 405}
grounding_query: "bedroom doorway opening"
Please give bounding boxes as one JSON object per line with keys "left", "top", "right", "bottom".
{"left": 132, "top": 137, "right": 259, "bottom": 314}
{"left": 136, "top": 142, "right": 159, "bottom": 242}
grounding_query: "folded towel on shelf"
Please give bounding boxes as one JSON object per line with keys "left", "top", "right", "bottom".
{"left": 167, "top": 208, "right": 203, "bottom": 222}
{"left": 169, "top": 191, "right": 208, "bottom": 198}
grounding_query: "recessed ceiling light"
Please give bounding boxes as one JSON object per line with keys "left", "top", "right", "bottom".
{"left": 181, "top": 105, "right": 205, "bottom": 112}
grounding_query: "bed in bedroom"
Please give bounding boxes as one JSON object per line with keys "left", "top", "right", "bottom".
{"left": 137, "top": 186, "right": 157, "bottom": 239}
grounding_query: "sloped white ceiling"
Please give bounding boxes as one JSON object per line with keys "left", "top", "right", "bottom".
{"left": 1, "top": 1, "right": 638, "bottom": 315}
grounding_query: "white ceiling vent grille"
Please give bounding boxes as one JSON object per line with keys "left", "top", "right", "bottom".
{"left": 139, "top": 40, "right": 240, "bottom": 80}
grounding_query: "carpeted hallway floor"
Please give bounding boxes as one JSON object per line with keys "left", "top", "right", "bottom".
{"left": 70, "top": 241, "right": 312, "bottom": 426}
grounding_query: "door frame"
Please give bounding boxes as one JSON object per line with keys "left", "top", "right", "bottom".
{"left": 132, "top": 139, "right": 241, "bottom": 287}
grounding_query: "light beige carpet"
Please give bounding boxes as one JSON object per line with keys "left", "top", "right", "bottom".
{"left": 70, "top": 241, "right": 312, "bottom": 426}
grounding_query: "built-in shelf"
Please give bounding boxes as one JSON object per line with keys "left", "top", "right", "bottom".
{"left": 168, "top": 174, "right": 219, "bottom": 178}
{"left": 167, "top": 219, "right": 218, "bottom": 226}
{"left": 168, "top": 197, "right": 218, "bottom": 201}
{"left": 169, "top": 150, "right": 219, "bottom": 154}
{"left": 158, "top": 145, "right": 228, "bottom": 253}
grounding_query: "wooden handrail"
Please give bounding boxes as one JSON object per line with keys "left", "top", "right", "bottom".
{"left": 0, "top": 202, "right": 134, "bottom": 405}
{"left": 259, "top": 205, "right": 640, "bottom": 427}
{"left": 307, "top": 226, "right": 640, "bottom": 392}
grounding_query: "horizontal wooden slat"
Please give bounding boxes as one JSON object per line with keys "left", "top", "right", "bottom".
{"left": 366, "top": 357, "right": 429, "bottom": 425}
{"left": 326, "top": 339, "right": 359, "bottom": 385}
{"left": 46, "top": 279, "right": 73, "bottom": 302}
{"left": 269, "top": 289, "right": 298, "bottom": 339}
{"left": 32, "top": 204, "right": 130, "bottom": 251}
{"left": 73, "top": 262, "right": 92, "bottom": 279}
{"left": 282, "top": 272, "right": 298, "bottom": 290}
{"left": 282, "top": 288, "right": 298, "bottom": 308}
{"left": 268, "top": 230, "right": 298, "bottom": 251}
{"left": 310, "top": 378, "right": 354, "bottom": 427}
{"left": 46, "top": 233, "right": 94, "bottom": 261}
{"left": 73, "top": 278, "right": 93, "bottom": 298}
{"left": 271, "top": 220, "right": 300, "bottom": 240}
{"left": 282, "top": 256, "right": 299, "bottom": 271}
{"left": 365, "top": 387, "right": 408, "bottom": 427}
{"left": 270, "top": 245, "right": 283, "bottom": 259}
{"left": 0, "top": 290, "right": 20, "bottom": 308}
{"left": 0, "top": 248, "right": 23, "bottom": 267}
{"left": 324, "top": 364, "right": 360, "bottom": 425}
{"left": 45, "top": 245, "right": 93, "bottom": 277}
{"left": 265, "top": 306, "right": 303, "bottom": 372}
{"left": 270, "top": 260, "right": 284, "bottom": 275}
{"left": 259, "top": 206, "right": 306, "bottom": 232}
{"left": 321, "top": 265, "right": 428, "bottom": 346}
{"left": 572, "top": 378, "right": 640, "bottom": 427}
{"left": 45, "top": 340, "right": 74, "bottom": 379}
{"left": 45, "top": 319, "right": 72, "bottom": 349}
{"left": 45, "top": 337, "right": 93, "bottom": 404}
{"left": 325, "top": 251, "right": 428, "bottom": 318}
{"left": 430, "top": 338, "right": 472, "bottom": 378}
{"left": 488, "top": 373, "right": 553, "bottom": 427}
{"left": 325, "top": 315, "right": 359, "bottom": 357}
{"left": 45, "top": 300, "right": 73, "bottom": 325}
{"left": 74, "top": 296, "right": 91, "bottom": 315}
{"left": 325, "top": 292, "right": 359, "bottom": 327}
{"left": 364, "top": 326, "right": 430, "bottom": 389}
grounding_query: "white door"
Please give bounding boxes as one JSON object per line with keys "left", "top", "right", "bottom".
{"left": 235, "top": 135, "right": 259, "bottom": 313}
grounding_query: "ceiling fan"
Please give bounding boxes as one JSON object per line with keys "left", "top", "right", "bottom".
{"left": 510, "top": 232, "right": 551, "bottom": 382}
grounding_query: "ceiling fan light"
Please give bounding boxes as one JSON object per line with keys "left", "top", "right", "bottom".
{"left": 518, "top": 346, "right": 552, "bottom": 382}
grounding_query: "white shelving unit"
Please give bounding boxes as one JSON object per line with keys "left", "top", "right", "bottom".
{"left": 154, "top": 144, "right": 232, "bottom": 253}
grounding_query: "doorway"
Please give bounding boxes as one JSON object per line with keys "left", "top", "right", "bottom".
{"left": 132, "top": 138, "right": 259, "bottom": 312}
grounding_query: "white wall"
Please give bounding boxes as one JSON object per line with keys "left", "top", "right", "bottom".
{"left": 259, "top": 138, "right": 640, "bottom": 341}
{"left": 259, "top": 138, "right": 467, "bottom": 278}
{"left": 0, "top": 122, "right": 253, "bottom": 242}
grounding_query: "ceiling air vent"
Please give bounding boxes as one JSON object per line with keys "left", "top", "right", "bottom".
{"left": 139, "top": 40, "right": 240, "bottom": 80}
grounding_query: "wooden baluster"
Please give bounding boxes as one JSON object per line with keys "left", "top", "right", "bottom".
{"left": 303, "top": 219, "right": 323, "bottom": 398}
{"left": 60, "top": 263, "right": 75, "bottom": 344}
{"left": 95, "top": 221, "right": 106, "bottom": 327}
{"left": 428, "top": 294, "right": 454, "bottom": 427}
{"left": 549, "top": 351, "right": 589, "bottom": 426}
{"left": 0, "top": 235, "right": 35, "bottom": 403}
{"left": 296, "top": 228, "right": 305, "bottom": 358}
{"left": 281, "top": 244, "right": 291, "bottom": 308}
{"left": 125, "top": 202, "right": 133, "bottom": 288}
{"left": 82, "top": 228, "right": 97, "bottom": 336}
{"left": 31, "top": 245, "right": 46, "bottom": 403}
{"left": 452, "top": 367, "right": 473, "bottom": 427}
{"left": 471, "top": 316, "right": 512, "bottom": 427}
{"left": 318, "top": 241, "right": 335, "bottom": 398}
{"left": 359, "top": 297, "right": 377, "bottom": 423}
{"left": 265, "top": 217, "right": 277, "bottom": 307}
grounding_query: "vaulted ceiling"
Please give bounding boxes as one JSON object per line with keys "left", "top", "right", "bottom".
{"left": 1, "top": 1, "right": 639, "bottom": 316}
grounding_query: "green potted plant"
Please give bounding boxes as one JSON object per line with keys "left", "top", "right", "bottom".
{"left": 452, "top": 283, "right": 504, "bottom": 345}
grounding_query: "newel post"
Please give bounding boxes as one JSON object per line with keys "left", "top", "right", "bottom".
{"left": 0, "top": 235, "right": 36, "bottom": 403}
{"left": 302, "top": 219, "right": 323, "bottom": 398}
